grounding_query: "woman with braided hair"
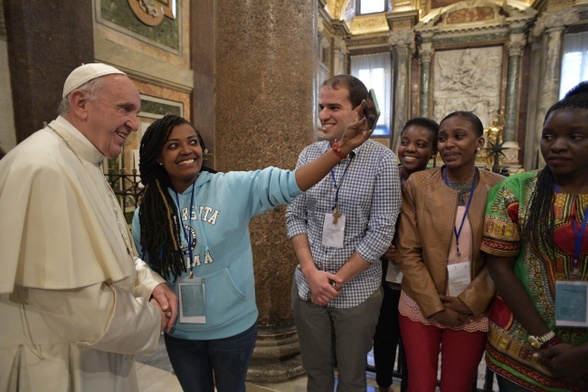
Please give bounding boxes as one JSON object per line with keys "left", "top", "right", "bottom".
{"left": 132, "top": 111, "right": 374, "bottom": 392}
{"left": 482, "top": 81, "right": 588, "bottom": 391}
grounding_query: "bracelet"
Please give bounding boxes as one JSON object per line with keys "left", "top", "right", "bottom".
{"left": 528, "top": 330, "right": 556, "bottom": 349}
{"left": 332, "top": 140, "right": 346, "bottom": 160}
{"left": 542, "top": 336, "right": 561, "bottom": 350}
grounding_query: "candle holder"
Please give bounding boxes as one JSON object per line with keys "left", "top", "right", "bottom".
{"left": 486, "top": 140, "right": 506, "bottom": 174}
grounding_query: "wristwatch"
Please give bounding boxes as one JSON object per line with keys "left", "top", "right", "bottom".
{"left": 528, "top": 330, "right": 556, "bottom": 349}
{"left": 329, "top": 280, "right": 342, "bottom": 291}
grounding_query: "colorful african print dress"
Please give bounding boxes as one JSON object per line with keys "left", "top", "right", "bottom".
{"left": 481, "top": 170, "right": 588, "bottom": 392}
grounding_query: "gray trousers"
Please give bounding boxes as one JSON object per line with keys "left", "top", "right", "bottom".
{"left": 292, "top": 281, "right": 383, "bottom": 392}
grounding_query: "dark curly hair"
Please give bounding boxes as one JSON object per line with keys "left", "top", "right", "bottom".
{"left": 137, "top": 114, "right": 212, "bottom": 280}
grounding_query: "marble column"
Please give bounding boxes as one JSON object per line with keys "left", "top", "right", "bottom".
{"left": 418, "top": 33, "right": 434, "bottom": 117}
{"left": 504, "top": 30, "right": 526, "bottom": 142}
{"left": 192, "top": 0, "right": 318, "bottom": 383}
{"left": 529, "top": 8, "right": 579, "bottom": 168}
{"left": 501, "top": 28, "right": 527, "bottom": 171}
{"left": 3, "top": 0, "right": 94, "bottom": 143}
{"left": 389, "top": 30, "right": 414, "bottom": 151}
{"left": 523, "top": 38, "right": 543, "bottom": 170}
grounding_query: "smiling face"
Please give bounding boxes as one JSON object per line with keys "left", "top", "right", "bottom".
{"left": 438, "top": 114, "right": 484, "bottom": 174}
{"left": 398, "top": 124, "right": 437, "bottom": 176}
{"left": 541, "top": 108, "right": 588, "bottom": 184}
{"left": 82, "top": 75, "right": 141, "bottom": 159}
{"left": 318, "top": 85, "right": 359, "bottom": 143}
{"left": 158, "top": 123, "right": 204, "bottom": 193}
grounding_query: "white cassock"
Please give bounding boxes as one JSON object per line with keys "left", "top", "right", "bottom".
{"left": 0, "top": 116, "right": 164, "bottom": 391}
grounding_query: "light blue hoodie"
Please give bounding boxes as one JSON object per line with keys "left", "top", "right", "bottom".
{"left": 132, "top": 167, "right": 302, "bottom": 340}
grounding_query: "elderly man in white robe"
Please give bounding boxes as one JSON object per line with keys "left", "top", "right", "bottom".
{"left": 0, "top": 63, "right": 178, "bottom": 391}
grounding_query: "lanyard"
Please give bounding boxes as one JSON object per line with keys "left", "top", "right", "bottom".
{"left": 444, "top": 169, "right": 478, "bottom": 257}
{"left": 330, "top": 154, "right": 354, "bottom": 212}
{"left": 175, "top": 182, "right": 196, "bottom": 278}
{"left": 554, "top": 184, "right": 588, "bottom": 277}
{"left": 572, "top": 211, "right": 588, "bottom": 273}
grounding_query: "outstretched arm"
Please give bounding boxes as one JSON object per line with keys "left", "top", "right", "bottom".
{"left": 295, "top": 101, "right": 372, "bottom": 191}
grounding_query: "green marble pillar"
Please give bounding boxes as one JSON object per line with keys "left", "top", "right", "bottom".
{"left": 390, "top": 30, "right": 414, "bottom": 150}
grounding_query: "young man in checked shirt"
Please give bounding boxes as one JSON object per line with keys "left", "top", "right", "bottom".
{"left": 286, "top": 75, "right": 401, "bottom": 392}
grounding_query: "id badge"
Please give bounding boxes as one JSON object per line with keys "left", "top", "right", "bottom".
{"left": 385, "top": 260, "right": 403, "bottom": 284}
{"left": 178, "top": 279, "right": 207, "bottom": 324}
{"left": 555, "top": 280, "right": 588, "bottom": 327}
{"left": 322, "top": 212, "right": 345, "bottom": 248}
{"left": 447, "top": 261, "right": 471, "bottom": 297}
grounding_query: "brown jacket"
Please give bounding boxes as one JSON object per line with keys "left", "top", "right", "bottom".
{"left": 397, "top": 167, "right": 503, "bottom": 318}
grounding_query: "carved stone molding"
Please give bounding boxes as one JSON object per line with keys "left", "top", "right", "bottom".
{"left": 532, "top": 8, "right": 579, "bottom": 36}
{"left": 389, "top": 30, "right": 414, "bottom": 49}
{"left": 415, "top": 0, "right": 537, "bottom": 41}
{"left": 507, "top": 33, "right": 526, "bottom": 57}
{"left": 419, "top": 47, "right": 434, "bottom": 64}
{"left": 334, "top": 36, "right": 348, "bottom": 53}
{"left": 128, "top": 0, "right": 175, "bottom": 27}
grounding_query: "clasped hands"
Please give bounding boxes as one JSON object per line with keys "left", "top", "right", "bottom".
{"left": 149, "top": 282, "right": 178, "bottom": 332}
{"left": 430, "top": 295, "right": 473, "bottom": 327}
{"left": 308, "top": 269, "right": 343, "bottom": 307}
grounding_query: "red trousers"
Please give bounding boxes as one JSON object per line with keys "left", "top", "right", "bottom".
{"left": 399, "top": 315, "right": 486, "bottom": 392}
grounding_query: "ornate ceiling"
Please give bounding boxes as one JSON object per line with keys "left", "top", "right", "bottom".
{"left": 324, "top": 0, "right": 542, "bottom": 36}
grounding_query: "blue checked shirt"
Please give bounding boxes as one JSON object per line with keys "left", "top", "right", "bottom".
{"left": 286, "top": 139, "right": 401, "bottom": 308}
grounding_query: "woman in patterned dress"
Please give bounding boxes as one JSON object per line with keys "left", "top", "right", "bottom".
{"left": 482, "top": 81, "right": 588, "bottom": 391}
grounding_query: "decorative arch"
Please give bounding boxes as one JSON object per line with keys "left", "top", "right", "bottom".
{"left": 414, "top": 0, "right": 537, "bottom": 171}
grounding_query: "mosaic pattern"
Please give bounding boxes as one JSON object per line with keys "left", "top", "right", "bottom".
{"left": 98, "top": 0, "right": 180, "bottom": 52}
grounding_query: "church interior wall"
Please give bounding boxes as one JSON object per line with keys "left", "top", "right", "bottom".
{"left": 0, "top": 0, "right": 16, "bottom": 154}
{"left": 92, "top": 0, "right": 194, "bottom": 175}
{"left": 2, "top": 0, "right": 588, "bottom": 169}
{"left": 317, "top": 0, "right": 588, "bottom": 172}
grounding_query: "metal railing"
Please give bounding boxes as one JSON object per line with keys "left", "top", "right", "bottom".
{"left": 105, "top": 167, "right": 143, "bottom": 224}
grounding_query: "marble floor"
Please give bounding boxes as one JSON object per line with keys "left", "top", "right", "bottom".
{"left": 135, "top": 335, "right": 495, "bottom": 392}
{"left": 135, "top": 335, "right": 398, "bottom": 392}
{"left": 136, "top": 362, "right": 396, "bottom": 392}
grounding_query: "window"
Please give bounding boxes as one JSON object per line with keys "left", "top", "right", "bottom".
{"left": 560, "top": 32, "right": 588, "bottom": 98}
{"left": 350, "top": 53, "right": 392, "bottom": 137}
{"left": 357, "top": 0, "right": 387, "bottom": 15}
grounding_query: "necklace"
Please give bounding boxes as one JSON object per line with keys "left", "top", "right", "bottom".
{"left": 48, "top": 124, "right": 83, "bottom": 164}
{"left": 446, "top": 180, "right": 472, "bottom": 195}
{"left": 444, "top": 170, "right": 475, "bottom": 195}
{"left": 48, "top": 124, "right": 134, "bottom": 260}
{"left": 443, "top": 168, "right": 478, "bottom": 257}
{"left": 330, "top": 152, "right": 354, "bottom": 224}
{"left": 445, "top": 176, "right": 473, "bottom": 206}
